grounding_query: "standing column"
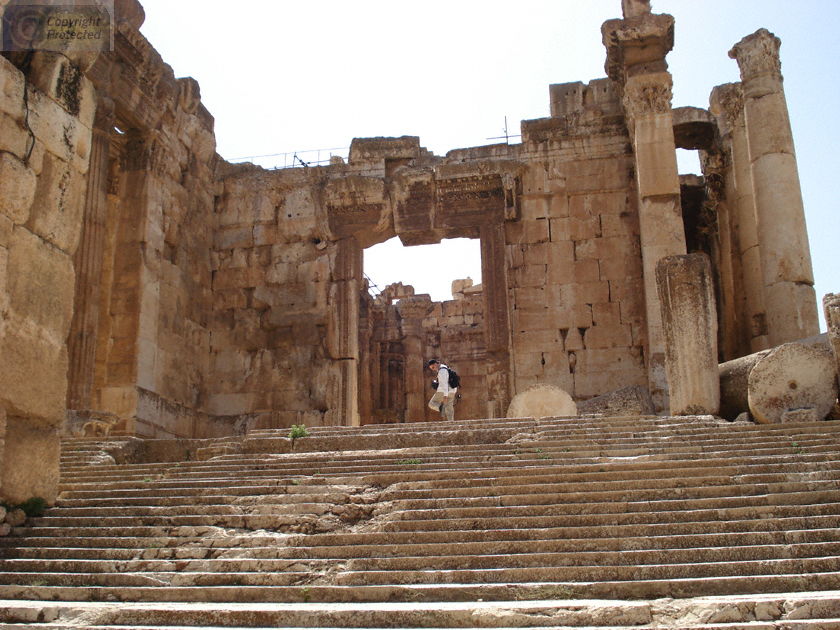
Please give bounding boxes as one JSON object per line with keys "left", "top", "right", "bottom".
{"left": 327, "top": 237, "right": 362, "bottom": 426}
{"left": 603, "top": 9, "right": 686, "bottom": 410}
{"left": 729, "top": 29, "right": 819, "bottom": 346}
{"left": 656, "top": 254, "right": 720, "bottom": 416}
{"left": 709, "top": 83, "right": 769, "bottom": 352}
{"left": 397, "top": 297, "right": 432, "bottom": 423}
{"left": 67, "top": 96, "right": 114, "bottom": 410}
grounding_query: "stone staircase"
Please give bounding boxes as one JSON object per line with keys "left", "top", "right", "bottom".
{"left": 1, "top": 414, "right": 840, "bottom": 628}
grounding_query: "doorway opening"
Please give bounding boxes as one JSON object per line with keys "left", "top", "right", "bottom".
{"left": 364, "top": 237, "right": 482, "bottom": 302}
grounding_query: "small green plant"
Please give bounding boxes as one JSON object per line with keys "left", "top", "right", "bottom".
{"left": 291, "top": 479, "right": 302, "bottom": 486}
{"left": 396, "top": 458, "right": 423, "bottom": 465}
{"left": 513, "top": 449, "right": 523, "bottom": 455}
{"left": 142, "top": 476, "right": 153, "bottom": 483}
{"left": 301, "top": 586, "right": 311, "bottom": 602}
{"left": 791, "top": 441, "right": 803, "bottom": 454}
{"left": 539, "top": 454, "right": 551, "bottom": 460}
{"left": 2, "top": 496, "right": 48, "bottom": 517}
{"left": 535, "top": 448, "right": 543, "bottom": 453}
{"left": 289, "top": 425, "right": 308, "bottom": 440}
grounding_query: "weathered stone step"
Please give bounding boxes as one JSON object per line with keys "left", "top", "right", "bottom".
{"left": 32, "top": 481, "right": 840, "bottom": 531}
{"left": 0, "top": 567, "right": 838, "bottom": 603}
{"left": 0, "top": 595, "right": 668, "bottom": 628}
{"left": 5, "top": 540, "right": 840, "bottom": 577}
{"left": 10, "top": 497, "right": 840, "bottom": 543}
{"left": 8, "top": 514, "right": 839, "bottom": 555}
{"left": 56, "top": 452, "right": 840, "bottom": 491}
{"left": 56, "top": 436, "right": 840, "bottom": 475}
{"left": 5, "top": 527, "right": 839, "bottom": 563}
{"left": 57, "top": 423, "right": 838, "bottom": 472}
{"left": 0, "top": 560, "right": 837, "bottom": 594}
{"left": 375, "top": 500, "right": 840, "bottom": 534}
{"left": 53, "top": 457, "right": 840, "bottom": 505}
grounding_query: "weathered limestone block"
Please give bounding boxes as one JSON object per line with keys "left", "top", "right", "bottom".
{"left": 1, "top": 415, "right": 60, "bottom": 504}
{"left": 0, "top": 153, "right": 36, "bottom": 225}
{"left": 577, "top": 385, "right": 656, "bottom": 417}
{"left": 507, "top": 383, "right": 577, "bottom": 419}
{"left": 322, "top": 176, "right": 390, "bottom": 247}
{"left": 24, "top": 83, "right": 92, "bottom": 175}
{"left": 25, "top": 52, "right": 98, "bottom": 128}
{"left": 26, "top": 151, "right": 86, "bottom": 253}
{"left": 7, "top": 226, "right": 75, "bottom": 339}
{"left": 823, "top": 294, "right": 840, "bottom": 386}
{"left": 391, "top": 167, "right": 435, "bottom": 235}
{"left": 748, "top": 341, "right": 838, "bottom": 424}
{"left": 656, "top": 254, "right": 719, "bottom": 416}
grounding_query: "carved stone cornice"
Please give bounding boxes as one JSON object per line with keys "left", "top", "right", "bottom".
{"left": 729, "top": 28, "right": 782, "bottom": 81}
{"left": 622, "top": 73, "right": 673, "bottom": 119}
{"left": 709, "top": 83, "right": 744, "bottom": 133}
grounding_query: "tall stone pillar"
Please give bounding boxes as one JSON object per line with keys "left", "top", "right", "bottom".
{"left": 327, "top": 237, "right": 362, "bottom": 426}
{"left": 397, "top": 297, "right": 432, "bottom": 423}
{"left": 481, "top": 222, "right": 513, "bottom": 418}
{"left": 603, "top": 9, "right": 687, "bottom": 410}
{"left": 67, "top": 96, "right": 114, "bottom": 410}
{"left": 709, "top": 83, "right": 769, "bottom": 353}
{"left": 656, "top": 254, "right": 720, "bottom": 416}
{"left": 729, "top": 29, "right": 819, "bottom": 346}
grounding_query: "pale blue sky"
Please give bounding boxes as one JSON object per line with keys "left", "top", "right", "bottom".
{"left": 139, "top": 1, "right": 839, "bottom": 329}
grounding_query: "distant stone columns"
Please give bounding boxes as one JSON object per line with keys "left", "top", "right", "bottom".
{"left": 397, "top": 297, "right": 432, "bottom": 424}
{"left": 656, "top": 254, "right": 720, "bottom": 416}
{"left": 67, "top": 96, "right": 114, "bottom": 410}
{"left": 729, "top": 29, "right": 819, "bottom": 346}
{"left": 709, "top": 83, "right": 769, "bottom": 352}
{"left": 602, "top": 10, "right": 687, "bottom": 410}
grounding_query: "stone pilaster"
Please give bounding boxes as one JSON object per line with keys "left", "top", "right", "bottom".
{"left": 397, "top": 297, "right": 433, "bottom": 424}
{"left": 709, "top": 83, "right": 769, "bottom": 353}
{"left": 327, "top": 238, "right": 362, "bottom": 425}
{"left": 603, "top": 11, "right": 685, "bottom": 411}
{"left": 480, "top": 222, "right": 513, "bottom": 418}
{"left": 729, "top": 29, "right": 819, "bottom": 346}
{"left": 67, "top": 96, "right": 114, "bottom": 410}
{"left": 656, "top": 254, "right": 720, "bottom": 416}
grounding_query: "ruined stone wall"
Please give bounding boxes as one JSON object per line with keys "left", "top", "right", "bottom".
{"left": 208, "top": 166, "right": 342, "bottom": 430}
{"left": 75, "top": 18, "right": 217, "bottom": 439}
{"left": 0, "top": 51, "right": 95, "bottom": 502}
{"left": 509, "top": 78, "right": 647, "bottom": 401}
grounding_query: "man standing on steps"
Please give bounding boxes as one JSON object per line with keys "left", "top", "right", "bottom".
{"left": 427, "top": 359, "right": 457, "bottom": 422}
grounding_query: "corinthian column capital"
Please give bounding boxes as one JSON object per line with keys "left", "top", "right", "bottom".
{"left": 729, "top": 28, "right": 782, "bottom": 81}
{"left": 623, "top": 72, "right": 673, "bottom": 119}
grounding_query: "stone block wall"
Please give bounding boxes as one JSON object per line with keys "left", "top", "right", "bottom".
{"left": 511, "top": 79, "right": 648, "bottom": 402}
{"left": 208, "top": 166, "right": 349, "bottom": 429}
{"left": 76, "top": 20, "right": 218, "bottom": 439}
{"left": 0, "top": 51, "right": 95, "bottom": 503}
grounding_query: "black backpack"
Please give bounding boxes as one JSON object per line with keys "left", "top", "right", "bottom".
{"left": 443, "top": 365, "right": 460, "bottom": 389}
